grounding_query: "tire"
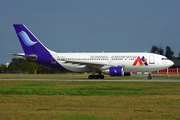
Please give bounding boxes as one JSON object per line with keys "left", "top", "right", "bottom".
{"left": 94, "top": 75, "right": 99, "bottom": 79}
{"left": 148, "top": 76, "right": 152, "bottom": 80}
{"left": 88, "top": 75, "right": 93, "bottom": 79}
{"left": 99, "top": 75, "right": 104, "bottom": 79}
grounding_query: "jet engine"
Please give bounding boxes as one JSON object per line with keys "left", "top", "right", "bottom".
{"left": 102, "top": 67, "right": 131, "bottom": 76}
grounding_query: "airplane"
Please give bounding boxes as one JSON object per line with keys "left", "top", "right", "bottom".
{"left": 10, "top": 24, "right": 174, "bottom": 80}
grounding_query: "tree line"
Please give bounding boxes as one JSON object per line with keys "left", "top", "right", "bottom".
{"left": 0, "top": 45, "right": 179, "bottom": 74}
{"left": 0, "top": 58, "right": 66, "bottom": 74}
{"left": 150, "top": 45, "right": 180, "bottom": 60}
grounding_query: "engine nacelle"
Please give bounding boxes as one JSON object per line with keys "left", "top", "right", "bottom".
{"left": 102, "top": 67, "right": 124, "bottom": 76}
{"left": 102, "top": 67, "right": 131, "bottom": 76}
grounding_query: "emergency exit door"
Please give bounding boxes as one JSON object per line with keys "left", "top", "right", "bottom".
{"left": 149, "top": 55, "right": 155, "bottom": 64}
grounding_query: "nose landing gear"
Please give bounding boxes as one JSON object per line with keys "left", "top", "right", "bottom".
{"left": 148, "top": 72, "right": 152, "bottom": 80}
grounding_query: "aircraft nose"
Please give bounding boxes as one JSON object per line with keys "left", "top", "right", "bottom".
{"left": 169, "top": 60, "right": 174, "bottom": 66}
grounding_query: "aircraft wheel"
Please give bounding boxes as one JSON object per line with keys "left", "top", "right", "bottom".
{"left": 94, "top": 75, "right": 99, "bottom": 79}
{"left": 88, "top": 75, "right": 94, "bottom": 79}
{"left": 99, "top": 75, "right": 104, "bottom": 79}
{"left": 148, "top": 76, "right": 152, "bottom": 80}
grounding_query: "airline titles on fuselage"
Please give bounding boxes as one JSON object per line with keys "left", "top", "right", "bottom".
{"left": 57, "top": 55, "right": 138, "bottom": 60}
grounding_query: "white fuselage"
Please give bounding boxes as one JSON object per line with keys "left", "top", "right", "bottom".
{"left": 52, "top": 52, "right": 174, "bottom": 73}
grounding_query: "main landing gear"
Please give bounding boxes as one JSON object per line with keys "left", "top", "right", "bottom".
{"left": 148, "top": 72, "right": 152, "bottom": 80}
{"left": 88, "top": 73, "right": 104, "bottom": 79}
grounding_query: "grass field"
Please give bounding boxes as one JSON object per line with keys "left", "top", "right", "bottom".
{"left": 0, "top": 73, "right": 143, "bottom": 79}
{"left": 1, "top": 73, "right": 180, "bottom": 79}
{"left": 0, "top": 74, "right": 180, "bottom": 119}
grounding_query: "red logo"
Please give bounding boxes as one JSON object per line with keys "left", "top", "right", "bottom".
{"left": 133, "top": 56, "right": 148, "bottom": 66}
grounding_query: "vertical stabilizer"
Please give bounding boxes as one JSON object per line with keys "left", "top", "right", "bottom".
{"left": 13, "top": 24, "right": 66, "bottom": 70}
{"left": 13, "top": 24, "right": 50, "bottom": 54}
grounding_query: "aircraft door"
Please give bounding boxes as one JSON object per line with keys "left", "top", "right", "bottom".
{"left": 149, "top": 55, "right": 155, "bottom": 64}
{"left": 108, "top": 57, "right": 112, "bottom": 63}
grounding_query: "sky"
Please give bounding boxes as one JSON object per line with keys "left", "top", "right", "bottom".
{"left": 0, "top": 0, "right": 180, "bottom": 63}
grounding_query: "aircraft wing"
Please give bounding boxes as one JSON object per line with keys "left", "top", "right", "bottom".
{"left": 61, "top": 60, "right": 125, "bottom": 70}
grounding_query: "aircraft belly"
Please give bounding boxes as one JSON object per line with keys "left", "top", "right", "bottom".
{"left": 124, "top": 65, "right": 167, "bottom": 72}
{"left": 124, "top": 66, "right": 150, "bottom": 72}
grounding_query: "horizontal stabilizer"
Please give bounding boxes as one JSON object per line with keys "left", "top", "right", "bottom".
{"left": 8, "top": 53, "right": 38, "bottom": 61}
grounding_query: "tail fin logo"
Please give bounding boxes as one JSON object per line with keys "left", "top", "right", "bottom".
{"left": 18, "top": 31, "right": 37, "bottom": 46}
{"left": 133, "top": 56, "right": 148, "bottom": 66}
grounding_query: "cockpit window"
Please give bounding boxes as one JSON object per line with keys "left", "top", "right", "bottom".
{"left": 161, "top": 58, "right": 168, "bottom": 60}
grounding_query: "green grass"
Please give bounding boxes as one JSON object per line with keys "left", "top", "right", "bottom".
{"left": 0, "top": 78, "right": 180, "bottom": 119}
{"left": 1, "top": 73, "right": 180, "bottom": 80}
{"left": 154, "top": 75, "right": 180, "bottom": 79}
{"left": 57, "top": 114, "right": 111, "bottom": 120}
{"left": 0, "top": 81, "right": 178, "bottom": 96}
{"left": 0, "top": 73, "right": 142, "bottom": 79}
